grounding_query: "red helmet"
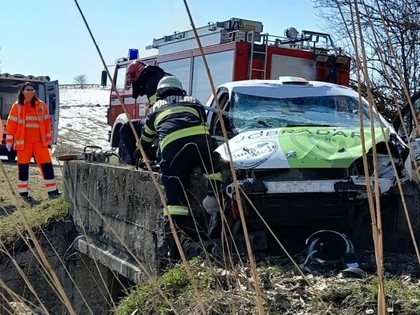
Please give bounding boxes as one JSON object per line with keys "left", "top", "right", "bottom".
{"left": 126, "top": 60, "right": 146, "bottom": 85}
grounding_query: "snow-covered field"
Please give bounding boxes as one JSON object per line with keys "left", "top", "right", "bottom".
{"left": 57, "top": 88, "right": 111, "bottom": 153}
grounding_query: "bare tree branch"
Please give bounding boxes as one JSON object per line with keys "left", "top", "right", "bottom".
{"left": 73, "top": 74, "right": 88, "bottom": 89}
{"left": 315, "top": 0, "right": 419, "bottom": 119}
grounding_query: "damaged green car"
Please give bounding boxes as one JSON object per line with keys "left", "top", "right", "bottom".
{"left": 204, "top": 78, "right": 419, "bottom": 251}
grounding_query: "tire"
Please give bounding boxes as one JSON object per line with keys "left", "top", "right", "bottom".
{"left": 352, "top": 183, "right": 420, "bottom": 252}
{"left": 386, "top": 181, "right": 420, "bottom": 251}
{"left": 351, "top": 201, "right": 373, "bottom": 250}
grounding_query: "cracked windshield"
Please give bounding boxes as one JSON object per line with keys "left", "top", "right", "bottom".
{"left": 230, "top": 92, "right": 377, "bottom": 133}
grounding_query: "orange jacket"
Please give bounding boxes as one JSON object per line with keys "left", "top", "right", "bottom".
{"left": 6, "top": 100, "right": 53, "bottom": 151}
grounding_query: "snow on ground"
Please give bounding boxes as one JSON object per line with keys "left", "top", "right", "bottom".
{"left": 58, "top": 88, "right": 111, "bottom": 153}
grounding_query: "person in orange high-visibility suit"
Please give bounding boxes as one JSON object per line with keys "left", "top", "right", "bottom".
{"left": 5, "top": 82, "right": 60, "bottom": 203}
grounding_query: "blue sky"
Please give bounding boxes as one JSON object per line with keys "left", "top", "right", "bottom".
{"left": 0, "top": 0, "right": 327, "bottom": 84}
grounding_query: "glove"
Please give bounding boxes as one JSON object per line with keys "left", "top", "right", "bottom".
{"left": 6, "top": 143, "right": 13, "bottom": 151}
{"left": 138, "top": 158, "right": 155, "bottom": 169}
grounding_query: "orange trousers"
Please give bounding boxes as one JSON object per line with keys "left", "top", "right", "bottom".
{"left": 17, "top": 142, "right": 57, "bottom": 196}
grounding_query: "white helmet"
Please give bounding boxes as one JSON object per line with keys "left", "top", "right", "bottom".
{"left": 305, "top": 230, "right": 354, "bottom": 266}
{"left": 156, "top": 75, "right": 183, "bottom": 92}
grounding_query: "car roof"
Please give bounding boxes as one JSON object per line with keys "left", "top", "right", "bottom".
{"left": 219, "top": 79, "right": 360, "bottom": 99}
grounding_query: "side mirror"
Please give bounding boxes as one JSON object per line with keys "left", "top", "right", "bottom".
{"left": 101, "top": 70, "right": 107, "bottom": 87}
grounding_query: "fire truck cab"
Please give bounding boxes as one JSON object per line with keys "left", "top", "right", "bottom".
{"left": 105, "top": 17, "right": 351, "bottom": 152}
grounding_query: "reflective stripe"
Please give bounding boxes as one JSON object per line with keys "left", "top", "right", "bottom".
{"left": 25, "top": 115, "right": 38, "bottom": 120}
{"left": 160, "top": 125, "right": 209, "bottom": 151}
{"left": 164, "top": 205, "right": 189, "bottom": 216}
{"left": 25, "top": 123, "right": 40, "bottom": 128}
{"left": 144, "top": 124, "right": 156, "bottom": 135}
{"left": 18, "top": 181, "right": 28, "bottom": 194}
{"left": 155, "top": 106, "right": 200, "bottom": 128}
{"left": 204, "top": 172, "right": 223, "bottom": 181}
{"left": 15, "top": 140, "right": 24, "bottom": 145}
{"left": 44, "top": 179, "right": 56, "bottom": 185}
{"left": 45, "top": 180, "right": 58, "bottom": 192}
{"left": 8, "top": 116, "right": 26, "bottom": 124}
{"left": 141, "top": 135, "right": 154, "bottom": 143}
{"left": 43, "top": 115, "right": 50, "bottom": 120}
{"left": 149, "top": 94, "right": 156, "bottom": 105}
{"left": 6, "top": 135, "right": 13, "bottom": 140}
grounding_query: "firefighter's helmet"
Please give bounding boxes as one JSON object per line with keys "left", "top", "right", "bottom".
{"left": 156, "top": 76, "right": 183, "bottom": 92}
{"left": 305, "top": 230, "right": 354, "bottom": 266}
{"left": 126, "top": 60, "right": 147, "bottom": 85}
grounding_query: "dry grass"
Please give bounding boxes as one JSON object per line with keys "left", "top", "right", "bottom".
{"left": 0, "top": 161, "right": 69, "bottom": 244}
{"left": 0, "top": 160, "right": 63, "bottom": 203}
{"left": 115, "top": 255, "right": 420, "bottom": 315}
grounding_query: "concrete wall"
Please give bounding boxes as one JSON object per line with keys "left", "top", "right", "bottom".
{"left": 63, "top": 160, "right": 207, "bottom": 283}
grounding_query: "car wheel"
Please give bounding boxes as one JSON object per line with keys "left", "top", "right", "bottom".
{"left": 351, "top": 201, "right": 373, "bottom": 250}
{"left": 352, "top": 185, "right": 420, "bottom": 253}
{"left": 389, "top": 180, "right": 420, "bottom": 251}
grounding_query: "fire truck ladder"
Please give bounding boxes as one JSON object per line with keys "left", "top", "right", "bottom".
{"left": 248, "top": 32, "right": 268, "bottom": 80}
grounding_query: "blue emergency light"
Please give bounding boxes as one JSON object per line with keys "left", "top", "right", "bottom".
{"left": 128, "top": 49, "right": 139, "bottom": 60}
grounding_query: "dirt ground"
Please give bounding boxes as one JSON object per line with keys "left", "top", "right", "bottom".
{"left": 2, "top": 159, "right": 420, "bottom": 314}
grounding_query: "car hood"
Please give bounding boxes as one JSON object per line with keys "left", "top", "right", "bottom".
{"left": 215, "top": 126, "right": 389, "bottom": 169}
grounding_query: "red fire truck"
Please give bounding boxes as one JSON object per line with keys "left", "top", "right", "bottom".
{"left": 104, "top": 17, "right": 351, "bottom": 151}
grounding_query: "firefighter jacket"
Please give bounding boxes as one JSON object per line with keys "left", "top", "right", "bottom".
{"left": 140, "top": 95, "right": 209, "bottom": 159}
{"left": 6, "top": 99, "right": 53, "bottom": 151}
{"left": 132, "top": 66, "right": 168, "bottom": 104}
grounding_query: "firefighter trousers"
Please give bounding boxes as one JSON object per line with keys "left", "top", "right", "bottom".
{"left": 162, "top": 215, "right": 194, "bottom": 261}
{"left": 159, "top": 135, "right": 216, "bottom": 209}
{"left": 17, "top": 142, "right": 58, "bottom": 197}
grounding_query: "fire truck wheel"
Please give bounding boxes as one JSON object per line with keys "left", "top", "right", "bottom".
{"left": 118, "top": 138, "right": 132, "bottom": 165}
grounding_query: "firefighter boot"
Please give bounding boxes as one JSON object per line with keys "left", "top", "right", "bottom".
{"left": 20, "top": 193, "right": 37, "bottom": 206}
{"left": 48, "top": 190, "right": 61, "bottom": 200}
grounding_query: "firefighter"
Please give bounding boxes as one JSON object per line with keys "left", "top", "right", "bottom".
{"left": 119, "top": 60, "right": 168, "bottom": 165}
{"left": 140, "top": 75, "right": 217, "bottom": 260}
{"left": 119, "top": 119, "right": 145, "bottom": 165}
{"left": 5, "top": 82, "right": 60, "bottom": 203}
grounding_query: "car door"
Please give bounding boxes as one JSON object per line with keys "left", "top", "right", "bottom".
{"left": 205, "top": 87, "right": 233, "bottom": 146}
{"left": 46, "top": 80, "right": 60, "bottom": 144}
